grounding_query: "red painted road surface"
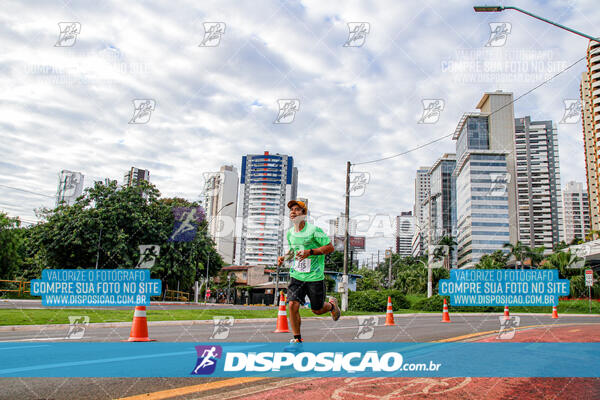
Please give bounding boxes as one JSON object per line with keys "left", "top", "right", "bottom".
{"left": 242, "top": 324, "right": 600, "bottom": 400}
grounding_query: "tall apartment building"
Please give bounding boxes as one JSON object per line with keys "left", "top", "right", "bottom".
{"left": 238, "top": 152, "right": 297, "bottom": 266}
{"left": 428, "top": 154, "right": 457, "bottom": 267}
{"left": 453, "top": 92, "right": 516, "bottom": 268}
{"left": 562, "top": 181, "right": 591, "bottom": 243}
{"left": 203, "top": 165, "right": 239, "bottom": 264}
{"left": 396, "top": 211, "right": 415, "bottom": 256}
{"left": 514, "top": 116, "right": 563, "bottom": 251}
{"left": 428, "top": 154, "right": 457, "bottom": 242}
{"left": 581, "top": 40, "right": 600, "bottom": 232}
{"left": 328, "top": 213, "right": 357, "bottom": 237}
{"left": 124, "top": 167, "right": 150, "bottom": 187}
{"left": 412, "top": 167, "right": 431, "bottom": 256}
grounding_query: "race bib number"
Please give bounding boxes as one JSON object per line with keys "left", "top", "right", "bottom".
{"left": 294, "top": 258, "right": 311, "bottom": 273}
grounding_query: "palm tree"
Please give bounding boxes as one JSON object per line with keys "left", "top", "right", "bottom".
{"left": 539, "top": 250, "right": 581, "bottom": 279}
{"left": 526, "top": 246, "right": 546, "bottom": 269}
{"left": 503, "top": 241, "right": 527, "bottom": 268}
{"left": 436, "top": 236, "right": 458, "bottom": 270}
{"left": 585, "top": 229, "right": 600, "bottom": 242}
{"left": 475, "top": 250, "right": 509, "bottom": 269}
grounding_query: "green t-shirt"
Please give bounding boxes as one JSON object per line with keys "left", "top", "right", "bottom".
{"left": 286, "top": 223, "right": 331, "bottom": 282}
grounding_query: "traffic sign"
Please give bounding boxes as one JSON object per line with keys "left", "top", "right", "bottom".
{"left": 585, "top": 270, "right": 594, "bottom": 287}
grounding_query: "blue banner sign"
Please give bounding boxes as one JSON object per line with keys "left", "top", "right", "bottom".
{"left": 438, "top": 269, "right": 569, "bottom": 306}
{"left": 30, "top": 269, "right": 162, "bottom": 306}
{"left": 0, "top": 342, "right": 597, "bottom": 378}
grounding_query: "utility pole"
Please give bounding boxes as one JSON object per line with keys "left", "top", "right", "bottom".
{"left": 94, "top": 227, "right": 102, "bottom": 270}
{"left": 377, "top": 250, "right": 380, "bottom": 270}
{"left": 204, "top": 253, "right": 210, "bottom": 305}
{"left": 386, "top": 248, "right": 392, "bottom": 288}
{"left": 427, "top": 247, "right": 432, "bottom": 297}
{"left": 342, "top": 161, "right": 351, "bottom": 312}
{"left": 274, "top": 261, "right": 280, "bottom": 306}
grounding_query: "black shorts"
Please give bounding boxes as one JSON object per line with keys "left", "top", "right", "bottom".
{"left": 287, "top": 277, "right": 326, "bottom": 311}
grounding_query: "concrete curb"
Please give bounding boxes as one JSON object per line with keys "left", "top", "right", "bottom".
{"left": 1, "top": 313, "right": 599, "bottom": 332}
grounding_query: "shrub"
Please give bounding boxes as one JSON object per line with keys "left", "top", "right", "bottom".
{"left": 330, "top": 290, "right": 409, "bottom": 312}
{"left": 413, "top": 295, "right": 502, "bottom": 312}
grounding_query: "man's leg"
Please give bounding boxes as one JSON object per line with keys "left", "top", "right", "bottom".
{"left": 311, "top": 302, "right": 332, "bottom": 315}
{"left": 307, "top": 280, "right": 340, "bottom": 320}
{"left": 289, "top": 300, "right": 301, "bottom": 335}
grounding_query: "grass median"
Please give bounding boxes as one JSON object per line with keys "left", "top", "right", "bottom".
{"left": 1, "top": 298, "right": 598, "bottom": 326}
{"left": 0, "top": 308, "right": 383, "bottom": 326}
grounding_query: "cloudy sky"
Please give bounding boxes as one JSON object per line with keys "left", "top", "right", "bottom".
{"left": 1, "top": 0, "right": 596, "bottom": 262}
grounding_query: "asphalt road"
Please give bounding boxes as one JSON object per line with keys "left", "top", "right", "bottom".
{"left": 1, "top": 314, "right": 599, "bottom": 399}
{"left": 0, "top": 299, "right": 277, "bottom": 310}
{"left": 1, "top": 313, "right": 598, "bottom": 342}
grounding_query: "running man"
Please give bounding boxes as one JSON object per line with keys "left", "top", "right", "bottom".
{"left": 277, "top": 200, "right": 340, "bottom": 348}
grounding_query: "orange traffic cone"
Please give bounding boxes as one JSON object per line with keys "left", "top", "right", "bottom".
{"left": 385, "top": 296, "right": 395, "bottom": 326}
{"left": 503, "top": 305, "right": 510, "bottom": 320}
{"left": 441, "top": 298, "right": 451, "bottom": 323}
{"left": 552, "top": 304, "right": 559, "bottom": 319}
{"left": 273, "top": 291, "right": 290, "bottom": 333}
{"left": 128, "top": 306, "right": 155, "bottom": 342}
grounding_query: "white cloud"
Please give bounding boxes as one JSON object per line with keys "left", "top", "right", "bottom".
{"left": 0, "top": 0, "right": 594, "bottom": 261}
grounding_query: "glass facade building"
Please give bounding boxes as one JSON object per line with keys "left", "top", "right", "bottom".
{"left": 453, "top": 113, "right": 511, "bottom": 268}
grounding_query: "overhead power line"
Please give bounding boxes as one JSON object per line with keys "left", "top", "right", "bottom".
{"left": 352, "top": 55, "right": 587, "bottom": 166}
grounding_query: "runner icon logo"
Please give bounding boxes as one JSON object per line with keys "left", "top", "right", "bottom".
{"left": 497, "top": 316, "right": 520, "bottom": 340}
{"left": 485, "top": 22, "right": 511, "bottom": 47}
{"left": 65, "top": 315, "right": 89, "bottom": 339}
{"left": 191, "top": 345, "right": 222, "bottom": 375}
{"left": 354, "top": 316, "right": 378, "bottom": 339}
{"left": 210, "top": 316, "right": 234, "bottom": 339}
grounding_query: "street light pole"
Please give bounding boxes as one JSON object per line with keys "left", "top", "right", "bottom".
{"left": 342, "top": 161, "right": 351, "bottom": 312}
{"left": 474, "top": 5, "right": 600, "bottom": 43}
{"left": 227, "top": 274, "right": 232, "bottom": 304}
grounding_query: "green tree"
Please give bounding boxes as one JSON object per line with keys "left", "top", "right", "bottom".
{"left": 435, "top": 236, "right": 457, "bottom": 270}
{"left": 474, "top": 250, "right": 509, "bottom": 269}
{"left": 526, "top": 246, "right": 546, "bottom": 268}
{"left": 30, "top": 180, "right": 223, "bottom": 293}
{"left": 538, "top": 250, "right": 581, "bottom": 279}
{"left": 503, "top": 241, "right": 528, "bottom": 267}
{"left": 355, "top": 267, "right": 385, "bottom": 291}
{"left": 324, "top": 250, "right": 344, "bottom": 272}
{"left": 0, "top": 213, "right": 24, "bottom": 279}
